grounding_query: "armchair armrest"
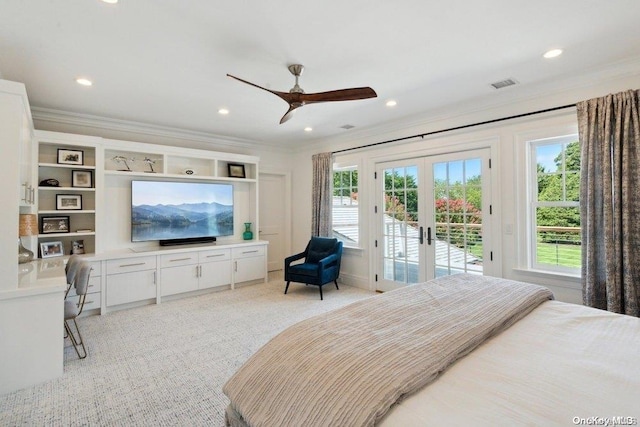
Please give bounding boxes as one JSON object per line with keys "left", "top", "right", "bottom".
{"left": 317, "top": 253, "right": 339, "bottom": 275}
{"left": 284, "top": 251, "right": 306, "bottom": 269}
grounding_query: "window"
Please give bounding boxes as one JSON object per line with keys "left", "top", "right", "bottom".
{"left": 332, "top": 166, "right": 359, "bottom": 246}
{"left": 529, "top": 134, "right": 581, "bottom": 273}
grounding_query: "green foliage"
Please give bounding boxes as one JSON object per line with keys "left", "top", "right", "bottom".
{"left": 384, "top": 170, "right": 418, "bottom": 221}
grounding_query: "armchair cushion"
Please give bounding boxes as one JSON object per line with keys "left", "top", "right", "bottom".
{"left": 288, "top": 263, "right": 319, "bottom": 277}
{"left": 306, "top": 237, "right": 339, "bottom": 263}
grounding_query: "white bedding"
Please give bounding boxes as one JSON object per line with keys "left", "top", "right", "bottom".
{"left": 379, "top": 300, "right": 640, "bottom": 426}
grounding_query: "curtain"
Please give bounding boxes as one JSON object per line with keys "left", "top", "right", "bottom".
{"left": 577, "top": 89, "right": 640, "bottom": 316}
{"left": 311, "top": 152, "right": 333, "bottom": 237}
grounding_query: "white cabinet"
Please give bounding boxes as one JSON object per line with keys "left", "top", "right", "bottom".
{"left": 66, "top": 261, "right": 102, "bottom": 313}
{"left": 160, "top": 253, "right": 200, "bottom": 296}
{"left": 98, "top": 242, "right": 266, "bottom": 313}
{"left": 160, "top": 249, "right": 232, "bottom": 296}
{"left": 105, "top": 256, "right": 157, "bottom": 307}
{"left": 233, "top": 246, "right": 267, "bottom": 284}
{"left": 199, "top": 248, "right": 232, "bottom": 289}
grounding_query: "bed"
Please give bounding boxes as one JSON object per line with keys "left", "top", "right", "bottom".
{"left": 223, "top": 274, "right": 640, "bottom": 426}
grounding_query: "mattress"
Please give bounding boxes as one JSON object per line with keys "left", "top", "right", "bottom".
{"left": 379, "top": 300, "right": 640, "bottom": 426}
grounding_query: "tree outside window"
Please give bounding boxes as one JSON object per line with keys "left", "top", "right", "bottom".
{"left": 531, "top": 135, "right": 581, "bottom": 271}
{"left": 333, "top": 167, "right": 359, "bottom": 246}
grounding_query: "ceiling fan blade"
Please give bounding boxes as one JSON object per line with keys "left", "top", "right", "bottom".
{"left": 300, "top": 87, "right": 377, "bottom": 104}
{"left": 279, "top": 104, "right": 300, "bottom": 124}
{"left": 226, "top": 74, "right": 293, "bottom": 102}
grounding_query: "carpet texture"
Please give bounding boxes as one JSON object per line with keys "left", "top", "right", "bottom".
{"left": 0, "top": 272, "right": 374, "bottom": 426}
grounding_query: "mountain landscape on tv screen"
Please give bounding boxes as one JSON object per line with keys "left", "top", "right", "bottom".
{"left": 131, "top": 202, "right": 233, "bottom": 241}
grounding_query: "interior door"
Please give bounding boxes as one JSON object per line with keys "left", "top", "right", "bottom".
{"left": 375, "top": 149, "right": 491, "bottom": 291}
{"left": 259, "top": 173, "right": 287, "bottom": 272}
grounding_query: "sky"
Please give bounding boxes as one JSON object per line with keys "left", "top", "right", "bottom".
{"left": 131, "top": 181, "right": 233, "bottom": 206}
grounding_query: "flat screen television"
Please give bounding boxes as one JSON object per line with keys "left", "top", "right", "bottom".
{"left": 131, "top": 180, "right": 234, "bottom": 245}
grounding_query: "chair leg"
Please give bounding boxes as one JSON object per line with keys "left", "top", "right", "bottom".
{"left": 284, "top": 281, "right": 290, "bottom": 295}
{"left": 335, "top": 280, "right": 339, "bottom": 290}
{"left": 64, "top": 318, "right": 87, "bottom": 359}
{"left": 319, "top": 285, "right": 323, "bottom": 300}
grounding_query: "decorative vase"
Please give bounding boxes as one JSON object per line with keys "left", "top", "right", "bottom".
{"left": 243, "top": 222, "right": 253, "bottom": 240}
{"left": 18, "top": 238, "right": 34, "bottom": 264}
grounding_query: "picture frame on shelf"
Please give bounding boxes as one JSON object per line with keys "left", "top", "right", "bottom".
{"left": 40, "top": 241, "right": 64, "bottom": 258}
{"left": 57, "top": 148, "right": 84, "bottom": 165}
{"left": 41, "top": 216, "right": 70, "bottom": 234}
{"left": 228, "top": 163, "right": 246, "bottom": 178}
{"left": 56, "top": 194, "right": 82, "bottom": 210}
{"left": 72, "top": 170, "right": 93, "bottom": 188}
{"left": 71, "top": 240, "right": 85, "bottom": 255}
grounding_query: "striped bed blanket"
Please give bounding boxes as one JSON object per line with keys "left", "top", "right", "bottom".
{"left": 223, "top": 274, "right": 553, "bottom": 427}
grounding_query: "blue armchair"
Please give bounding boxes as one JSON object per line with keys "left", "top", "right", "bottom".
{"left": 284, "top": 237, "right": 343, "bottom": 300}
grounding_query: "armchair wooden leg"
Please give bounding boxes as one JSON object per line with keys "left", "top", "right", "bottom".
{"left": 319, "top": 285, "right": 323, "bottom": 300}
{"left": 284, "top": 281, "right": 290, "bottom": 295}
{"left": 335, "top": 280, "right": 339, "bottom": 290}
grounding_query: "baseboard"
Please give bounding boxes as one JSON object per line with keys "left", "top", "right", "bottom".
{"left": 337, "top": 272, "right": 372, "bottom": 291}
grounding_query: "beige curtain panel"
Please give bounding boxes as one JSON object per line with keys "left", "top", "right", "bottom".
{"left": 311, "top": 152, "right": 333, "bottom": 237}
{"left": 578, "top": 89, "right": 640, "bottom": 316}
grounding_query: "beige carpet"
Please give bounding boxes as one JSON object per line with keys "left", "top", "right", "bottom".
{"left": 0, "top": 272, "right": 375, "bottom": 426}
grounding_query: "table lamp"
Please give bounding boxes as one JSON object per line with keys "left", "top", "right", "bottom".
{"left": 18, "top": 214, "right": 37, "bottom": 264}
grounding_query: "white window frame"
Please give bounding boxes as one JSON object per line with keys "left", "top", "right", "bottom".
{"left": 527, "top": 133, "right": 581, "bottom": 276}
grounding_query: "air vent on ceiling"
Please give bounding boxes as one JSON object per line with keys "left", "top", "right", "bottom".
{"left": 340, "top": 124, "right": 355, "bottom": 130}
{"left": 490, "top": 78, "right": 518, "bottom": 90}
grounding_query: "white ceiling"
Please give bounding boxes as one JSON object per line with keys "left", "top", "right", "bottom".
{"left": 2, "top": 1, "right": 640, "bottom": 149}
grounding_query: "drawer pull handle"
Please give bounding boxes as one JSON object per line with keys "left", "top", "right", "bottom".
{"left": 206, "top": 254, "right": 224, "bottom": 258}
{"left": 169, "top": 257, "right": 192, "bottom": 262}
{"left": 119, "top": 262, "right": 146, "bottom": 268}
{"left": 242, "top": 250, "right": 259, "bottom": 254}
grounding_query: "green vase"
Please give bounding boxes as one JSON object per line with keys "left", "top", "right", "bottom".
{"left": 243, "top": 222, "right": 253, "bottom": 240}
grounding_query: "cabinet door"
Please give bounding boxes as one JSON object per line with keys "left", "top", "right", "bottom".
{"left": 199, "top": 260, "right": 231, "bottom": 289}
{"left": 106, "top": 270, "right": 156, "bottom": 306}
{"left": 161, "top": 264, "right": 199, "bottom": 296}
{"left": 234, "top": 256, "right": 265, "bottom": 284}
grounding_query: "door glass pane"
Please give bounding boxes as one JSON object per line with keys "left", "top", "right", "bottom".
{"left": 433, "top": 158, "right": 483, "bottom": 277}
{"left": 383, "top": 166, "right": 420, "bottom": 284}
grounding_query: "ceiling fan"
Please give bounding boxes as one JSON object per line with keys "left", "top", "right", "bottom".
{"left": 227, "top": 64, "right": 377, "bottom": 124}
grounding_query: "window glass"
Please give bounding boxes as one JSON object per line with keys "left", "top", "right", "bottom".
{"left": 530, "top": 136, "right": 581, "bottom": 272}
{"left": 332, "top": 166, "right": 359, "bottom": 246}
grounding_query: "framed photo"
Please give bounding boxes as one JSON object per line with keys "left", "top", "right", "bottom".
{"left": 72, "top": 170, "right": 93, "bottom": 188}
{"left": 57, "top": 148, "right": 84, "bottom": 165}
{"left": 71, "top": 240, "right": 85, "bottom": 255}
{"left": 41, "top": 216, "right": 70, "bottom": 234}
{"left": 56, "top": 194, "right": 82, "bottom": 210}
{"left": 40, "top": 241, "right": 64, "bottom": 258}
{"left": 228, "top": 163, "right": 246, "bottom": 178}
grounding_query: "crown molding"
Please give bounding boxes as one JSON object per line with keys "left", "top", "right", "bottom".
{"left": 30, "top": 107, "right": 292, "bottom": 155}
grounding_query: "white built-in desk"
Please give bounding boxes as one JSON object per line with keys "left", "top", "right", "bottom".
{"left": 86, "top": 240, "right": 268, "bottom": 314}
{"left": 0, "top": 259, "right": 66, "bottom": 395}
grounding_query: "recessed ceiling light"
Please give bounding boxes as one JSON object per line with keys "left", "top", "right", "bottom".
{"left": 101, "top": 0, "right": 118, "bottom": 4}
{"left": 386, "top": 100, "right": 397, "bottom": 107}
{"left": 76, "top": 78, "right": 93, "bottom": 86}
{"left": 543, "top": 49, "right": 563, "bottom": 59}
{"left": 304, "top": 127, "right": 313, "bottom": 132}
{"left": 218, "top": 108, "right": 229, "bottom": 115}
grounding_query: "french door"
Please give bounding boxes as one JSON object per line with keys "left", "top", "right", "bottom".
{"left": 375, "top": 149, "right": 492, "bottom": 291}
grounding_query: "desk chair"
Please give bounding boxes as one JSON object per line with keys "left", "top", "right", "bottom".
{"left": 64, "top": 262, "right": 91, "bottom": 359}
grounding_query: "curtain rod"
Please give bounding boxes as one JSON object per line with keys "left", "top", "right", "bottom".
{"left": 332, "top": 103, "right": 576, "bottom": 155}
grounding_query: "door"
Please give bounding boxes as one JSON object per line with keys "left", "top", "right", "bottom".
{"left": 375, "top": 149, "right": 491, "bottom": 291}
{"left": 259, "top": 172, "right": 289, "bottom": 272}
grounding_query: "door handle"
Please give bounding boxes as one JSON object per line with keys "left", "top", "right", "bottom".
{"left": 419, "top": 226, "right": 424, "bottom": 245}
{"left": 427, "top": 227, "right": 432, "bottom": 245}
